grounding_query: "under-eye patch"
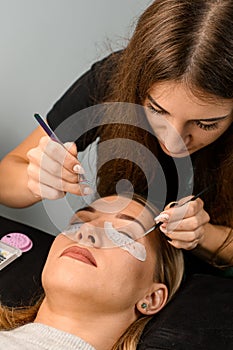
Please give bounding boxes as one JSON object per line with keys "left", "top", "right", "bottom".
{"left": 104, "top": 221, "right": 146, "bottom": 261}
{"left": 62, "top": 220, "right": 146, "bottom": 261}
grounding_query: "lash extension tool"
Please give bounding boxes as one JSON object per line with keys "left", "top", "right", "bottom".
{"left": 34, "top": 113, "right": 62, "bottom": 144}
{"left": 34, "top": 113, "right": 89, "bottom": 183}
{"left": 145, "top": 186, "right": 212, "bottom": 235}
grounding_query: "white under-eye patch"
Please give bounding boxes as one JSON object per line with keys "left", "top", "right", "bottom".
{"left": 104, "top": 221, "right": 146, "bottom": 261}
{"left": 62, "top": 222, "right": 83, "bottom": 241}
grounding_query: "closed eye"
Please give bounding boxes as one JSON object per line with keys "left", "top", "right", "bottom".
{"left": 147, "top": 102, "right": 222, "bottom": 131}
{"left": 118, "top": 231, "right": 133, "bottom": 239}
{"left": 194, "top": 120, "right": 219, "bottom": 131}
{"left": 146, "top": 103, "right": 167, "bottom": 115}
{"left": 65, "top": 221, "right": 84, "bottom": 233}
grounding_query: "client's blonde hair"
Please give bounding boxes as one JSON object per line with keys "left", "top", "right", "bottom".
{"left": 111, "top": 193, "right": 184, "bottom": 349}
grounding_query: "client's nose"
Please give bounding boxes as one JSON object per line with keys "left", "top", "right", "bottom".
{"left": 76, "top": 225, "right": 97, "bottom": 247}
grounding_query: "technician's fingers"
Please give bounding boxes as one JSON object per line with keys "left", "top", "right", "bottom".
{"left": 161, "top": 209, "right": 210, "bottom": 233}
{"left": 167, "top": 238, "right": 200, "bottom": 250}
{"left": 160, "top": 225, "right": 204, "bottom": 243}
{"left": 26, "top": 136, "right": 92, "bottom": 199}
{"left": 38, "top": 137, "right": 80, "bottom": 172}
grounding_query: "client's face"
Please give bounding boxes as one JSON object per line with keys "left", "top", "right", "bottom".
{"left": 42, "top": 196, "right": 161, "bottom": 315}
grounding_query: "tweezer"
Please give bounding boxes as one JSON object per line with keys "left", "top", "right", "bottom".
{"left": 34, "top": 113, "right": 63, "bottom": 144}
{"left": 145, "top": 186, "right": 211, "bottom": 235}
{"left": 34, "top": 113, "right": 89, "bottom": 183}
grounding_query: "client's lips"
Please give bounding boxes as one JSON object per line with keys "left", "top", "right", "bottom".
{"left": 60, "top": 246, "right": 97, "bottom": 267}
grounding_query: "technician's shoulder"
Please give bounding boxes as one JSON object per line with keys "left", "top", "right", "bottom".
{"left": 47, "top": 51, "right": 122, "bottom": 131}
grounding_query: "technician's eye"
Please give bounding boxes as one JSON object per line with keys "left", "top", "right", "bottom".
{"left": 146, "top": 103, "right": 167, "bottom": 116}
{"left": 195, "top": 120, "right": 219, "bottom": 131}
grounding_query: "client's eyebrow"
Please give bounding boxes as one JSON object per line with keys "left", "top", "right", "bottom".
{"left": 75, "top": 207, "right": 146, "bottom": 231}
{"left": 75, "top": 206, "right": 96, "bottom": 214}
{"left": 72, "top": 206, "right": 96, "bottom": 223}
{"left": 116, "top": 213, "right": 146, "bottom": 231}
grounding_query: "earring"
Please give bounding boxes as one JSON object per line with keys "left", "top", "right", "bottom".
{"left": 141, "top": 302, "right": 147, "bottom": 309}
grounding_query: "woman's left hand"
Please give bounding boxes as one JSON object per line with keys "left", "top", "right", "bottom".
{"left": 158, "top": 196, "right": 210, "bottom": 250}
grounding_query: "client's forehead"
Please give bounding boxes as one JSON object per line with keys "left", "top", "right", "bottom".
{"left": 91, "top": 196, "right": 146, "bottom": 214}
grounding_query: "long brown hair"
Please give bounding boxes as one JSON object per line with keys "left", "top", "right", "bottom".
{"left": 97, "top": 0, "right": 233, "bottom": 226}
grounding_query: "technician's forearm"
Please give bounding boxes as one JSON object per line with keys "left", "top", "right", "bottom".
{"left": 194, "top": 223, "right": 233, "bottom": 267}
{"left": 0, "top": 155, "right": 41, "bottom": 208}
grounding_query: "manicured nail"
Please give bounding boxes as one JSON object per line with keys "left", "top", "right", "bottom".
{"left": 168, "top": 201, "right": 179, "bottom": 208}
{"left": 79, "top": 174, "right": 88, "bottom": 182}
{"left": 159, "top": 225, "right": 167, "bottom": 234}
{"left": 64, "top": 142, "right": 74, "bottom": 149}
{"left": 154, "top": 212, "right": 169, "bottom": 224}
{"left": 159, "top": 225, "right": 172, "bottom": 241}
{"left": 83, "top": 186, "right": 93, "bottom": 195}
{"left": 73, "top": 164, "right": 85, "bottom": 174}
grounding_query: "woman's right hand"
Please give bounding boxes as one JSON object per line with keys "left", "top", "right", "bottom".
{"left": 26, "top": 136, "right": 92, "bottom": 199}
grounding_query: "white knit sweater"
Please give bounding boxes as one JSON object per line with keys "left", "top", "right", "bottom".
{"left": 0, "top": 323, "right": 96, "bottom": 350}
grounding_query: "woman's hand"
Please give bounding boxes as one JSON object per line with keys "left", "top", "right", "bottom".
{"left": 26, "top": 136, "right": 92, "bottom": 200}
{"left": 157, "top": 196, "right": 210, "bottom": 250}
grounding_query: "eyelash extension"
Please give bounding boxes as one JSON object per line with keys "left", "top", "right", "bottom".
{"left": 65, "top": 222, "right": 84, "bottom": 233}
{"left": 118, "top": 231, "right": 133, "bottom": 239}
{"left": 67, "top": 219, "right": 134, "bottom": 242}
{"left": 195, "top": 120, "right": 219, "bottom": 131}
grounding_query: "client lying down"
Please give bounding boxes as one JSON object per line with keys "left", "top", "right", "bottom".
{"left": 0, "top": 194, "right": 184, "bottom": 350}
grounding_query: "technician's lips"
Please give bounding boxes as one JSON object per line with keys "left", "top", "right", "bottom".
{"left": 60, "top": 246, "right": 97, "bottom": 267}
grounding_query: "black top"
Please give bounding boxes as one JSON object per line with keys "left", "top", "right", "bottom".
{"left": 47, "top": 52, "right": 117, "bottom": 149}
{"left": 47, "top": 53, "right": 114, "bottom": 134}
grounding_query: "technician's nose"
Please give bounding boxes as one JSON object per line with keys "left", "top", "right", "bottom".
{"left": 165, "top": 122, "right": 191, "bottom": 153}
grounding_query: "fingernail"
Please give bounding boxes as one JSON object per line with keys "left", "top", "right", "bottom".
{"left": 154, "top": 212, "right": 169, "bottom": 224}
{"left": 168, "top": 201, "right": 179, "bottom": 208}
{"left": 65, "top": 142, "right": 74, "bottom": 149}
{"left": 73, "top": 164, "right": 85, "bottom": 174}
{"left": 159, "top": 225, "right": 172, "bottom": 241}
{"left": 160, "top": 225, "right": 167, "bottom": 234}
{"left": 83, "top": 186, "right": 93, "bottom": 195}
{"left": 78, "top": 174, "right": 87, "bottom": 182}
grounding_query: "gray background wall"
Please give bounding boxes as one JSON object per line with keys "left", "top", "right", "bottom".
{"left": 0, "top": 0, "right": 150, "bottom": 235}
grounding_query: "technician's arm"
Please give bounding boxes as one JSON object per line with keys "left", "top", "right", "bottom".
{"left": 0, "top": 127, "right": 45, "bottom": 207}
{"left": 0, "top": 126, "right": 85, "bottom": 208}
{"left": 194, "top": 223, "right": 233, "bottom": 268}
